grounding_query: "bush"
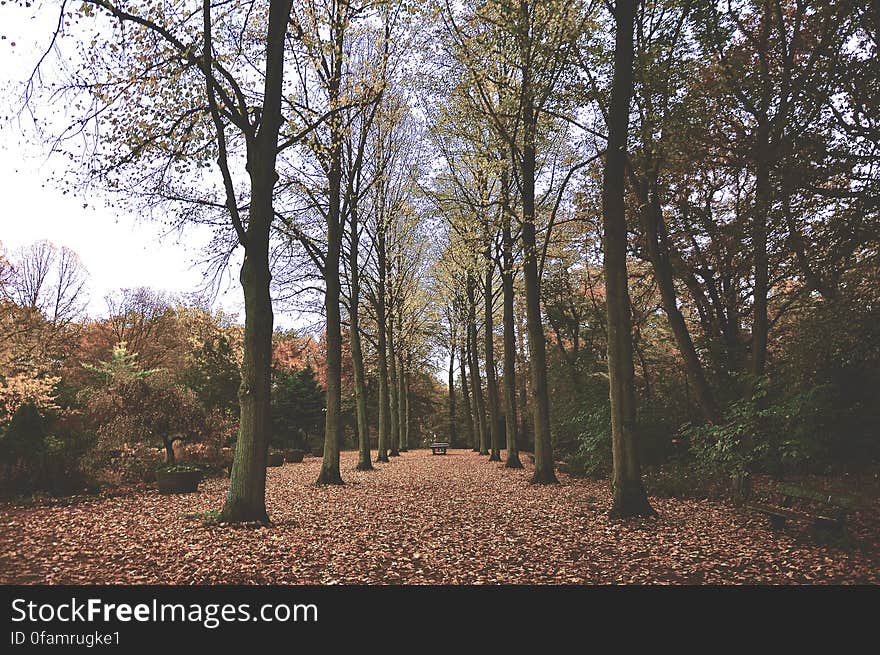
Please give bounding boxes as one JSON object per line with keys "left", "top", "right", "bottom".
{"left": 271, "top": 366, "right": 324, "bottom": 451}
{"left": 681, "top": 374, "right": 872, "bottom": 477}
{"left": 82, "top": 442, "right": 163, "bottom": 486}
{"left": 548, "top": 365, "right": 613, "bottom": 477}
{"left": 564, "top": 415, "right": 612, "bottom": 478}
{"left": 0, "top": 403, "right": 92, "bottom": 497}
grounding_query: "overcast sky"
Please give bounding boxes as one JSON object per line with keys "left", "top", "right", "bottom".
{"left": 0, "top": 5, "right": 246, "bottom": 322}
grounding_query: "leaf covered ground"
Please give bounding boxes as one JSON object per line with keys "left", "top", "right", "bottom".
{"left": 1, "top": 449, "right": 877, "bottom": 584}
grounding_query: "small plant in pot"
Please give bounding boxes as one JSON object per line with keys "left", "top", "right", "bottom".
{"left": 156, "top": 464, "right": 202, "bottom": 494}
{"left": 267, "top": 451, "right": 284, "bottom": 467}
{"left": 284, "top": 449, "right": 305, "bottom": 463}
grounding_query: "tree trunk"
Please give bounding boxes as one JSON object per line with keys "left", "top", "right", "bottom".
{"left": 641, "top": 182, "right": 719, "bottom": 423}
{"left": 396, "top": 348, "right": 407, "bottom": 452}
{"left": 316, "top": 13, "right": 346, "bottom": 486}
{"left": 515, "top": 297, "right": 529, "bottom": 452}
{"left": 350, "top": 207, "right": 372, "bottom": 471}
{"left": 520, "top": 104, "right": 556, "bottom": 483}
{"left": 402, "top": 364, "right": 410, "bottom": 450}
{"left": 388, "top": 306, "right": 401, "bottom": 457}
{"left": 460, "top": 340, "right": 474, "bottom": 450}
{"left": 467, "top": 273, "right": 488, "bottom": 455}
{"left": 448, "top": 328, "right": 457, "bottom": 446}
{"left": 501, "top": 206, "right": 522, "bottom": 468}
{"left": 220, "top": 0, "right": 291, "bottom": 523}
{"left": 164, "top": 439, "right": 176, "bottom": 465}
{"left": 603, "top": 0, "right": 655, "bottom": 518}
{"left": 484, "top": 256, "right": 502, "bottom": 462}
{"left": 375, "top": 225, "right": 390, "bottom": 463}
{"left": 750, "top": 125, "right": 771, "bottom": 386}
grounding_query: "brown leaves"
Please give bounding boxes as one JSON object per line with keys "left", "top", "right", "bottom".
{"left": 0, "top": 450, "right": 877, "bottom": 584}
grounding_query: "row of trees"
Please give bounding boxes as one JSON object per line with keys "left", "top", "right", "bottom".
{"left": 427, "top": 0, "right": 877, "bottom": 515}
{"left": 13, "top": 0, "right": 879, "bottom": 520}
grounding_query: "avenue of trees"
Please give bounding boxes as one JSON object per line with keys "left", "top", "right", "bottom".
{"left": 1, "top": 0, "right": 877, "bottom": 520}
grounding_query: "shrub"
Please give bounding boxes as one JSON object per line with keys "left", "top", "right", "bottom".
{"left": 681, "top": 374, "right": 870, "bottom": 477}
{"left": 564, "top": 414, "right": 612, "bottom": 478}
{"left": 82, "top": 443, "right": 163, "bottom": 486}
{"left": 0, "top": 403, "right": 92, "bottom": 497}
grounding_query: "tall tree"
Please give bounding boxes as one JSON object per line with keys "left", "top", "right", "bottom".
{"left": 27, "top": 0, "right": 352, "bottom": 522}
{"left": 603, "top": 0, "right": 656, "bottom": 518}
{"left": 500, "top": 169, "right": 523, "bottom": 468}
{"left": 446, "top": 306, "right": 458, "bottom": 445}
{"left": 483, "top": 251, "right": 502, "bottom": 461}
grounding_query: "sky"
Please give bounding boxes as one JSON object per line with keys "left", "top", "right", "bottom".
{"left": 0, "top": 5, "right": 246, "bottom": 322}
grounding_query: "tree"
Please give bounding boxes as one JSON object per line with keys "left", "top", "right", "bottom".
{"left": 24, "top": 0, "right": 341, "bottom": 522}
{"left": 627, "top": 0, "right": 721, "bottom": 423}
{"left": 5, "top": 240, "right": 88, "bottom": 330}
{"left": 82, "top": 343, "right": 205, "bottom": 465}
{"left": 271, "top": 365, "right": 325, "bottom": 452}
{"left": 603, "top": 0, "right": 656, "bottom": 518}
{"left": 102, "top": 288, "right": 179, "bottom": 370}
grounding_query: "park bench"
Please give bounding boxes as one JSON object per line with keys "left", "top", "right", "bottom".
{"left": 430, "top": 442, "right": 449, "bottom": 455}
{"left": 745, "top": 482, "right": 855, "bottom": 534}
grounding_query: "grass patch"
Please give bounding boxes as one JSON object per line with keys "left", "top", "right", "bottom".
{"left": 182, "top": 509, "right": 222, "bottom": 526}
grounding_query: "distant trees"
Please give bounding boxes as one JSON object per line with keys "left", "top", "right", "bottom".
{"left": 4, "top": 240, "right": 87, "bottom": 330}
{"left": 24, "top": 0, "right": 381, "bottom": 520}
{"left": 0, "top": 241, "right": 80, "bottom": 431}
{"left": 271, "top": 366, "right": 325, "bottom": 453}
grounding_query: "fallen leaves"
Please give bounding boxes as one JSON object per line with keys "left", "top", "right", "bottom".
{"left": 0, "top": 449, "right": 877, "bottom": 585}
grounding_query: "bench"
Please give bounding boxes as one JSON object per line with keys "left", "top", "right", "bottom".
{"left": 429, "top": 442, "right": 449, "bottom": 455}
{"left": 745, "top": 482, "right": 855, "bottom": 534}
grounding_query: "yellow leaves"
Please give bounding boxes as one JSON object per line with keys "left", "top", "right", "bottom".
{"left": 0, "top": 372, "right": 61, "bottom": 423}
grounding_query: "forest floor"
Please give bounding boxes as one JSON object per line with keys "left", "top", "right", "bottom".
{"left": 1, "top": 449, "right": 878, "bottom": 584}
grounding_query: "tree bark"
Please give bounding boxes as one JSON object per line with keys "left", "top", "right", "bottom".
{"left": 750, "top": 124, "right": 771, "bottom": 386}
{"left": 387, "top": 304, "right": 401, "bottom": 457}
{"left": 603, "top": 0, "right": 655, "bottom": 518}
{"left": 484, "top": 256, "right": 502, "bottom": 462}
{"left": 164, "top": 439, "right": 176, "bottom": 465}
{"left": 375, "top": 215, "right": 390, "bottom": 463}
{"left": 402, "top": 363, "right": 410, "bottom": 450}
{"left": 641, "top": 181, "right": 719, "bottom": 423}
{"left": 466, "top": 273, "right": 488, "bottom": 455}
{"left": 396, "top": 347, "right": 407, "bottom": 452}
{"left": 350, "top": 205, "right": 372, "bottom": 471}
{"left": 448, "top": 326, "right": 458, "bottom": 446}
{"left": 520, "top": 102, "right": 556, "bottom": 483}
{"left": 515, "top": 296, "right": 529, "bottom": 452}
{"left": 459, "top": 340, "right": 474, "bottom": 450}
{"left": 501, "top": 195, "right": 522, "bottom": 468}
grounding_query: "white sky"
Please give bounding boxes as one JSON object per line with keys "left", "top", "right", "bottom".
{"left": 0, "top": 5, "right": 245, "bottom": 322}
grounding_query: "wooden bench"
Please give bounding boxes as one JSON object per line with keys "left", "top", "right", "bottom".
{"left": 745, "top": 482, "right": 855, "bottom": 533}
{"left": 429, "top": 442, "right": 449, "bottom": 455}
